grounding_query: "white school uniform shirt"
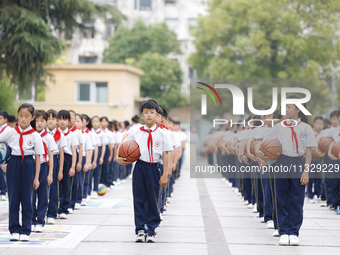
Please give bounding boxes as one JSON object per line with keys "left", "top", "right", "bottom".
{"left": 268, "top": 118, "right": 317, "bottom": 157}
{"left": 79, "top": 131, "right": 94, "bottom": 155}
{"left": 249, "top": 125, "right": 268, "bottom": 139}
{"left": 60, "top": 128, "right": 78, "bottom": 155}
{"left": 0, "top": 125, "right": 44, "bottom": 156}
{"left": 47, "top": 127, "right": 67, "bottom": 155}
{"left": 236, "top": 129, "right": 252, "bottom": 141}
{"left": 92, "top": 128, "right": 109, "bottom": 146}
{"left": 73, "top": 129, "right": 85, "bottom": 146}
{"left": 129, "top": 123, "right": 142, "bottom": 132}
{"left": 0, "top": 123, "right": 12, "bottom": 137}
{"left": 124, "top": 124, "right": 173, "bottom": 163}
{"left": 84, "top": 129, "right": 98, "bottom": 147}
{"left": 323, "top": 126, "right": 340, "bottom": 143}
{"left": 113, "top": 129, "right": 123, "bottom": 144}
{"left": 39, "top": 130, "right": 58, "bottom": 164}
{"left": 159, "top": 127, "right": 179, "bottom": 164}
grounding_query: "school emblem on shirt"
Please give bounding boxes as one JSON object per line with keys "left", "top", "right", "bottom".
{"left": 155, "top": 141, "right": 160, "bottom": 147}
{"left": 27, "top": 140, "right": 33, "bottom": 146}
{"left": 299, "top": 132, "right": 305, "bottom": 138}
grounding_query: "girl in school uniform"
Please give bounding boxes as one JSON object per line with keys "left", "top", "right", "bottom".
{"left": 0, "top": 103, "right": 44, "bottom": 241}
{"left": 259, "top": 95, "right": 317, "bottom": 246}
{"left": 32, "top": 110, "right": 58, "bottom": 232}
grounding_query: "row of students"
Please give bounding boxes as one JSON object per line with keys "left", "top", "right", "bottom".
{"left": 206, "top": 95, "right": 340, "bottom": 246}
{"left": 0, "top": 104, "right": 143, "bottom": 241}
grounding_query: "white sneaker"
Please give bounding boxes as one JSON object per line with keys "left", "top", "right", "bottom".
{"left": 252, "top": 203, "right": 257, "bottom": 213}
{"left": 279, "top": 235, "right": 289, "bottom": 246}
{"left": 145, "top": 234, "right": 156, "bottom": 243}
{"left": 59, "top": 213, "right": 67, "bottom": 219}
{"left": 46, "top": 217, "right": 55, "bottom": 225}
{"left": 110, "top": 185, "right": 115, "bottom": 190}
{"left": 260, "top": 217, "right": 265, "bottom": 223}
{"left": 86, "top": 196, "right": 91, "bottom": 202}
{"left": 74, "top": 203, "right": 81, "bottom": 210}
{"left": 117, "top": 179, "right": 121, "bottom": 185}
{"left": 266, "top": 220, "right": 274, "bottom": 229}
{"left": 244, "top": 200, "right": 249, "bottom": 205}
{"left": 160, "top": 213, "right": 163, "bottom": 221}
{"left": 272, "top": 229, "right": 280, "bottom": 237}
{"left": 0, "top": 194, "right": 7, "bottom": 201}
{"left": 256, "top": 212, "right": 260, "bottom": 218}
{"left": 10, "top": 233, "right": 20, "bottom": 241}
{"left": 20, "top": 234, "right": 30, "bottom": 242}
{"left": 289, "top": 235, "right": 300, "bottom": 246}
{"left": 135, "top": 230, "right": 146, "bottom": 243}
{"left": 35, "top": 224, "right": 43, "bottom": 233}
{"left": 81, "top": 199, "right": 87, "bottom": 206}
{"left": 68, "top": 208, "right": 74, "bottom": 214}
{"left": 247, "top": 203, "right": 254, "bottom": 209}
{"left": 234, "top": 188, "right": 239, "bottom": 194}
{"left": 31, "top": 225, "right": 36, "bottom": 232}
{"left": 91, "top": 192, "right": 98, "bottom": 199}
{"left": 113, "top": 181, "right": 117, "bottom": 186}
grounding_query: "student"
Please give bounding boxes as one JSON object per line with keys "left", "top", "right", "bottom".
{"left": 258, "top": 95, "right": 317, "bottom": 246}
{"left": 117, "top": 99, "right": 172, "bottom": 243}
{"left": 46, "top": 109, "right": 66, "bottom": 224}
{"left": 108, "top": 122, "right": 118, "bottom": 187}
{"left": 91, "top": 116, "right": 108, "bottom": 198}
{"left": 57, "top": 110, "right": 78, "bottom": 219}
{"left": 100, "top": 117, "right": 113, "bottom": 188}
{"left": 7, "top": 115, "right": 17, "bottom": 128}
{"left": 32, "top": 110, "right": 58, "bottom": 232}
{"left": 0, "top": 103, "right": 44, "bottom": 241}
{"left": 0, "top": 110, "right": 11, "bottom": 201}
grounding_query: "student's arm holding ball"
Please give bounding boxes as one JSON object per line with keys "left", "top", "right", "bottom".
{"left": 70, "top": 146, "right": 76, "bottom": 177}
{"left": 33, "top": 155, "right": 41, "bottom": 190}
{"left": 115, "top": 143, "right": 131, "bottom": 165}
{"left": 328, "top": 141, "right": 340, "bottom": 160}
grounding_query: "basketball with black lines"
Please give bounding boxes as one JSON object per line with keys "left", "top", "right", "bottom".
{"left": 259, "top": 138, "right": 282, "bottom": 161}
{"left": 119, "top": 141, "right": 140, "bottom": 162}
{"left": 318, "top": 137, "right": 334, "bottom": 154}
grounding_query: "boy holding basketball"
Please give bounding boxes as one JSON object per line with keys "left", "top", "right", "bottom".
{"left": 117, "top": 99, "right": 173, "bottom": 243}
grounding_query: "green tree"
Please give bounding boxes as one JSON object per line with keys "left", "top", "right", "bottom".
{"left": 0, "top": 0, "right": 125, "bottom": 93}
{"left": 103, "top": 21, "right": 186, "bottom": 110}
{"left": 189, "top": 0, "right": 340, "bottom": 115}
{"left": 138, "top": 53, "right": 186, "bottom": 110}
{"left": 0, "top": 78, "right": 16, "bottom": 115}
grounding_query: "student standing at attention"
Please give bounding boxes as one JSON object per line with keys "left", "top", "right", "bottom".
{"left": 117, "top": 99, "right": 173, "bottom": 243}
{"left": 0, "top": 103, "right": 44, "bottom": 241}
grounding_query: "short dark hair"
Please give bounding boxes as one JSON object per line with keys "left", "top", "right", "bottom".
{"left": 131, "top": 114, "right": 140, "bottom": 123}
{"left": 140, "top": 99, "right": 159, "bottom": 113}
{"left": 82, "top": 114, "right": 92, "bottom": 130}
{"left": 69, "top": 110, "right": 76, "bottom": 115}
{"left": 124, "top": 120, "right": 130, "bottom": 128}
{"left": 100, "top": 116, "right": 109, "bottom": 122}
{"left": 57, "top": 110, "right": 71, "bottom": 121}
{"left": 18, "top": 103, "right": 35, "bottom": 116}
{"left": 7, "top": 115, "right": 16, "bottom": 123}
{"left": 330, "top": 110, "right": 338, "bottom": 119}
{"left": 314, "top": 116, "right": 324, "bottom": 123}
{"left": 35, "top": 110, "right": 48, "bottom": 121}
{"left": 160, "top": 106, "right": 168, "bottom": 119}
{"left": 0, "top": 111, "right": 9, "bottom": 120}
{"left": 47, "top": 109, "right": 58, "bottom": 118}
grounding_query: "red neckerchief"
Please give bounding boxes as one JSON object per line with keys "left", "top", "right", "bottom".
{"left": 54, "top": 127, "right": 61, "bottom": 142}
{"left": 159, "top": 124, "right": 169, "bottom": 130}
{"left": 96, "top": 130, "right": 101, "bottom": 134}
{"left": 70, "top": 125, "right": 77, "bottom": 132}
{"left": 283, "top": 119, "right": 302, "bottom": 156}
{"left": 64, "top": 129, "right": 71, "bottom": 136}
{"left": 40, "top": 130, "right": 50, "bottom": 166}
{"left": 85, "top": 128, "right": 90, "bottom": 134}
{"left": 14, "top": 126, "right": 35, "bottom": 163}
{"left": 140, "top": 125, "right": 158, "bottom": 165}
{"left": 0, "top": 124, "right": 8, "bottom": 134}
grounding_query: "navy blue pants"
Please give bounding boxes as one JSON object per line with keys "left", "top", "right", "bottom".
{"left": 323, "top": 155, "right": 333, "bottom": 206}
{"left": 132, "top": 160, "right": 161, "bottom": 235}
{"left": 157, "top": 165, "right": 166, "bottom": 213}
{"left": 93, "top": 146, "right": 102, "bottom": 191}
{"left": 83, "top": 167, "right": 90, "bottom": 199}
{"left": 330, "top": 159, "right": 340, "bottom": 207}
{"left": 263, "top": 167, "right": 276, "bottom": 225}
{"left": 7, "top": 155, "right": 34, "bottom": 235}
{"left": 275, "top": 155, "right": 305, "bottom": 236}
{"left": 58, "top": 153, "right": 72, "bottom": 215}
{"left": 100, "top": 145, "right": 109, "bottom": 187}
{"left": 0, "top": 169, "right": 7, "bottom": 195}
{"left": 308, "top": 160, "right": 322, "bottom": 199}
{"left": 47, "top": 154, "right": 60, "bottom": 218}
{"left": 70, "top": 156, "right": 85, "bottom": 207}
{"left": 32, "top": 162, "right": 49, "bottom": 226}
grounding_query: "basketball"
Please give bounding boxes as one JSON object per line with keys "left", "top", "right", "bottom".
{"left": 0, "top": 143, "right": 11, "bottom": 166}
{"left": 119, "top": 140, "right": 140, "bottom": 163}
{"left": 260, "top": 138, "right": 282, "bottom": 163}
{"left": 250, "top": 140, "right": 262, "bottom": 155}
{"left": 319, "top": 137, "right": 334, "bottom": 154}
{"left": 97, "top": 183, "right": 107, "bottom": 196}
{"left": 331, "top": 142, "right": 340, "bottom": 158}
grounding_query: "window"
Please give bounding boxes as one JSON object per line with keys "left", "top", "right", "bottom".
{"left": 79, "top": 55, "right": 97, "bottom": 63}
{"left": 77, "top": 82, "right": 108, "bottom": 103}
{"left": 82, "top": 19, "right": 95, "bottom": 38}
{"left": 106, "top": 19, "right": 116, "bottom": 38}
{"left": 165, "top": 18, "right": 179, "bottom": 35}
{"left": 135, "top": 0, "right": 152, "bottom": 11}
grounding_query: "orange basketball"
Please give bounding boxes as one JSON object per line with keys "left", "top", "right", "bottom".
{"left": 260, "top": 138, "right": 282, "bottom": 161}
{"left": 250, "top": 140, "right": 262, "bottom": 155}
{"left": 319, "top": 137, "right": 334, "bottom": 154}
{"left": 331, "top": 142, "right": 340, "bottom": 157}
{"left": 119, "top": 140, "right": 140, "bottom": 162}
